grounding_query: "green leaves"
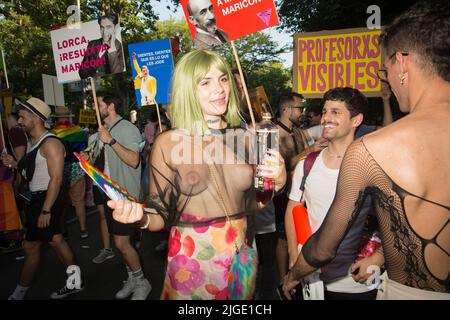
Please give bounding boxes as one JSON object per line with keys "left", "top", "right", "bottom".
{"left": 0, "top": 0, "right": 291, "bottom": 119}
{"left": 0, "top": 0, "right": 159, "bottom": 109}
{"left": 276, "top": 0, "right": 419, "bottom": 33}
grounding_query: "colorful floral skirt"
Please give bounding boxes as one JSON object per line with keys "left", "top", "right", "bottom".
{"left": 160, "top": 213, "right": 246, "bottom": 300}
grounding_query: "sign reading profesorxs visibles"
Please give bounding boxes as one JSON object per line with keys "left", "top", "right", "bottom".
{"left": 294, "top": 28, "right": 383, "bottom": 98}
{"left": 181, "top": 0, "right": 279, "bottom": 49}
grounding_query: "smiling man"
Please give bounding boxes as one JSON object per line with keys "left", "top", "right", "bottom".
{"left": 187, "top": 0, "right": 230, "bottom": 49}
{"left": 284, "top": 87, "right": 383, "bottom": 300}
{"left": 283, "top": 1, "right": 450, "bottom": 300}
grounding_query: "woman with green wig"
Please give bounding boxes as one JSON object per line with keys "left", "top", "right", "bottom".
{"left": 108, "top": 50, "right": 286, "bottom": 299}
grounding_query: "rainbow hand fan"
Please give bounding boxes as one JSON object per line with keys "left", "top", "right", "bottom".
{"left": 74, "top": 152, "right": 140, "bottom": 204}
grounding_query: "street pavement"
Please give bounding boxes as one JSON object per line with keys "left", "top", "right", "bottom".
{"left": 0, "top": 207, "right": 168, "bottom": 300}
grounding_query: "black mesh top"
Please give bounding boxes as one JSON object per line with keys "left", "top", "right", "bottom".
{"left": 302, "top": 140, "right": 449, "bottom": 292}
{"left": 145, "top": 128, "right": 260, "bottom": 229}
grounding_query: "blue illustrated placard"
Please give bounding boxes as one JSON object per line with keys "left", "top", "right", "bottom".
{"left": 128, "top": 39, "right": 173, "bottom": 107}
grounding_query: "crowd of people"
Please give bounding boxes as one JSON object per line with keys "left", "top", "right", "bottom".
{"left": 0, "top": 0, "right": 448, "bottom": 300}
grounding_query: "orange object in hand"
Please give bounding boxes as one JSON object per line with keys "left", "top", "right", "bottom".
{"left": 292, "top": 204, "right": 312, "bottom": 245}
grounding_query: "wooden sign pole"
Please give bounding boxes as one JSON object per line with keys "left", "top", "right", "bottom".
{"left": 155, "top": 102, "right": 163, "bottom": 133}
{"left": 89, "top": 77, "right": 102, "bottom": 128}
{"left": 0, "top": 110, "right": 6, "bottom": 154}
{"left": 230, "top": 40, "right": 256, "bottom": 129}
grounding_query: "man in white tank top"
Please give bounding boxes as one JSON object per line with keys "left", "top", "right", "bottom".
{"left": 3, "top": 97, "right": 84, "bottom": 300}
{"left": 284, "top": 88, "right": 384, "bottom": 300}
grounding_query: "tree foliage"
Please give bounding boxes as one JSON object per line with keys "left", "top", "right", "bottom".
{"left": 151, "top": 18, "right": 195, "bottom": 61}
{"left": 208, "top": 33, "right": 290, "bottom": 109}
{"left": 248, "top": 61, "right": 292, "bottom": 113}
{"left": 0, "top": 0, "right": 159, "bottom": 110}
{"left": 0, "top": 0, "right": 291, "bottom": 123}
{"left": 276, "top": 0, "right": 419, "bottom": 33}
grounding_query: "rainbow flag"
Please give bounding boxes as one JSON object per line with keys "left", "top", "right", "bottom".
{"left": 74, "top": 152, "right": 140, "bottom": 204}
{"left": 51, "top": 122, "right": 87, "bottom": 162}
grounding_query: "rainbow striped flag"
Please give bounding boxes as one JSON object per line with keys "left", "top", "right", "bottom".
{"left": 51, "top": 122, "right": 87, "bottom": 162}
{"left": 74, "top": 152, "right": 140, "bottom": 204}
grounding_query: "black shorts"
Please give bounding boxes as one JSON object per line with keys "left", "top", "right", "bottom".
{"left": 93, "top": 186, "right": 104, "bottom": 206}
{"left": 276, "top": 221, "right": 287, "bottom": 241}
{"left": 273, "top": 192, "right": 289, "bottom": 223}
{"left": 273, "top": 192, "right": 288, "bottom": 240}
{"left": 25, "top": 190, "right": 64, "bottom": 242}
{"left": 100, "top": 191, "right": 136, "bottom": 236}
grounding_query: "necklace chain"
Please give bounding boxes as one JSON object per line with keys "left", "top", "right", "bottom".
{"left": 326, "top": 148, "right": 343, "bottom": 159}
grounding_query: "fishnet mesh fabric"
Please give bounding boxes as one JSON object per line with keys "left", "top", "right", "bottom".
{"left": 302, "top": 140, "right": 449, "bottom": 292}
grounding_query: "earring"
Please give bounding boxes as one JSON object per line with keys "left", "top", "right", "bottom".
{"left": 399, "top": 73, "right": 406, "bottom": 85}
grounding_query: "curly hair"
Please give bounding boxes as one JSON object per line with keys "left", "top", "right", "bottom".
{"left": 380, "top": 1, "right": 450, "bottom": 82}
{"left": 323, "top": 87, "right": 368, "bottom": 118}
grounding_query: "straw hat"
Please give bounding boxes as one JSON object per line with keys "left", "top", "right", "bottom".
{"left": 16, "top": 97, "right": 51, "bottom": 121}
{"left": 52, "top": 106, "right": 75, "bottom": 118}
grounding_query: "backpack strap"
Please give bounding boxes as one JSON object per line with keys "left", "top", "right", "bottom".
{"left": 92, "top": 118, "right": 124, "bottom": 171}
{"left": 109, "top": 118, "right": 123, "bottom": 133}
{"left": 299, "top": 150, "right": 320, "bottom": 194}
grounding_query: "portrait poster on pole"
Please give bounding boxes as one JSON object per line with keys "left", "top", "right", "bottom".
{"left": 181, "top": 0, "right": 279, "bottom": 49}
{"left": 248, "top": 86, "right": 273, "bottom": 120}
{"left": 128, "top": 39, "right": 174, "bottom": 107}
{"left": 50, "top": 14, "right": 126, "bottom": 83}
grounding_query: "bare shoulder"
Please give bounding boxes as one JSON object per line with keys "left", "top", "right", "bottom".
{"left": 358, "top": 112, "right": 450, "bottom": 198}
{"left": 152, "top": 129, "right": 181, "bottom": 148}
{"left": 41, "top": 136, "right": 65, "bottom": 156}
{"left": 360, "top": 116, "right": 416, "bottom": 153}
{"left": 150, "top": 129, "right": 183, "bottom": 163}
{"left": 363, "top": 112, "right": 448, "bottom": 154}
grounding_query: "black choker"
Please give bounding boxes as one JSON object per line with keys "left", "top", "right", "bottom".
{"left": 209, "top": 126, "right": 230, "bottom": 134}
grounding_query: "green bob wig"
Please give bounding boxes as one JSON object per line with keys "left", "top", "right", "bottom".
{"left": 170, "top": 50, "right": 242, "bottom": 135}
